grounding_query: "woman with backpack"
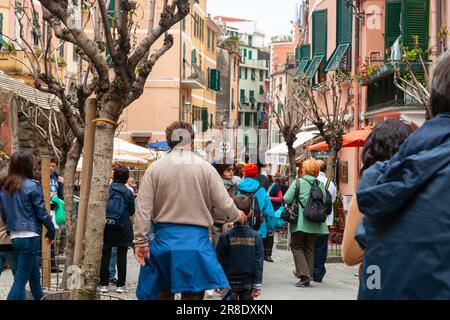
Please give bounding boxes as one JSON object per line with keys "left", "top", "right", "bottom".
{"left": 0, "top": 151, "right": 55, "bottom": 300}
{"left": 99, "top": 166, "right": 135, "bottom": 294}
{"left": 283, "top": 159, "right": 328, "bottom": 287}
{"left": 236, "top": 164, "right": 276, "bottom": 243}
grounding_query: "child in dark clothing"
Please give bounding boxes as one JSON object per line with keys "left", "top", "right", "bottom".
{"left": 216, "top": 195, "right": 264, "bottom": 300}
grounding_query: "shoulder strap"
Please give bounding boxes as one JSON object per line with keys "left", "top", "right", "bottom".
{"left": 293, "top": 179, "right": 301, "bottom": 203}
{"left": 325, "top": 178, "right": 332, "bottom": 190}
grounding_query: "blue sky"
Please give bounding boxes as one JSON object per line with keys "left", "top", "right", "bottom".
{"left": 207, "top": 0, "right": 298, "bottom": 41}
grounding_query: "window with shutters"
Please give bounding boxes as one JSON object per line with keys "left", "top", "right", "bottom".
{"left": 385, "top": 1, "right": 401, "bottom": 60}
{"left": 240, "top": 89, "right": 246, "bottom": 102}
{"left": 244, "top": 113, "right": 251, "bottom": 127}
{"left": 326, "top": 0, "right": 352, "bottom": 72}
{"left": 249, "top": 50, "right": 253, "bottom": 60}
{"left": 59, "top": 40, "right": 65, "bottom": 58}
{"left": 207, "top": 28, "right": 211, "bottom": 50}
{"left": 260, "top": 70, "right": 264, "bottom": 81}
{"left": 249, "top": 90, "right": 255, "bottom": 105}
{"left": 191, "top": 49, "right": 197, "bottom": 66}
{"left": 238, "top": 112, "right": 242, "bottom": 126}
{"left": 202, "top": 108, "right": 209, "bottom": 132}
{"left": 212, "top": 33, "right": 215, "bottom": 51}
{"left": 259, "top": 85, "right": 264, "bottom": 95}
{"left": 401, "top": 0, "right": 429, "bottom": 53}
{"left": 251, "top": 69, "right": 256, "bottom": 81}
{"left": 311, "top": 10, "right": 327, "bottom": 83}
{"left": 244, "top": 68, "right": 248, "bottom": 79}
{"left": 208, "top": 69, "right": 220, "bottom": 91}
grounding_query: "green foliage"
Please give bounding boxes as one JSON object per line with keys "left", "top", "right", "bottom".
{"left": 220, "top": 36, "right": 241, "bottom": 50}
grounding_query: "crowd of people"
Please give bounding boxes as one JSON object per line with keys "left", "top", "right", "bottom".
{"left": 0, "top": 52, "right": 449, "bottom": 301}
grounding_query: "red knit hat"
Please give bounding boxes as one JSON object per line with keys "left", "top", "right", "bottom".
{"left": 243, "top": 164, "right": 259, "bottom": 178}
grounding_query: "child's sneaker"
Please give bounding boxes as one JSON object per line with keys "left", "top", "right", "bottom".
{"left": 98, "top": 286, "right": 109, "bottom": 293}
{"left": 116, "top": 286, "right": 130, "bottom": 293}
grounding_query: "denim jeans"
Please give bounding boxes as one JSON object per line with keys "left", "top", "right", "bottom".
{"left": 109, "top": 247, "right": 117, "bottom": 281}
{"left": 0, "top": 250, "right": 26, "bottom": 300}
{"left": 8, "top": 237, "right": 44, "bottom": 300}
{"left": 313, "top": 233, "right": 329, "bottom": 282}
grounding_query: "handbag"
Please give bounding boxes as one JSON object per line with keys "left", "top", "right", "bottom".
{"left": 281, "top": 179, "right": 300, "bottom": 224}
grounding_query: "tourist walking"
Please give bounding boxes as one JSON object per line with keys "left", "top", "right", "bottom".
{"left": 342, "top": 120, "right": 412, "bottom": 267}
{"left": 355, "top": 53, "right": 450, "bottom": 299}
{"left": 134, "top": 121, "right": 246, "bottom": 300}
{"left": 211, "top": 163, "right": 237, "bottom": 247}
{"left": 99, "top": 166, "right": 135, "bottom": 294}
{"left": 264, "top": 175, "right": 283, "bottom": 262}
{"left": 313, "top": 160, "right": 337, "bottom": 283}
{"left": 0, "top": 151, "right": 55, "bottom": 300}
{"left": 283, "top": 159, "right": 328, "bottom": 287}
{"left": 216, "top": 195, "right": 264, "bottom": 300}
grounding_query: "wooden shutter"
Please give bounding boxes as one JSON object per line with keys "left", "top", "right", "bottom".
{"left": 0, "top": 13, "right": 3, "bottom": 42}
{"left": 402, "top": 0, "right": 430, "bottom": 51}
{"left": 202, "top": 109, "right": 208, "bottom": 132}
{"left": 300, "top": 44, "right": 311, "bottom": 60}
{"left": 312, "top": 10, "right": 327, "bottom": 55}
{"left": 191, "top": 49, "right": 197, "bottom": 65}
{"left": 337, "top": 0, "right": 352, "bottom": 45}
{"left": 385, "top": 1, "right": 401, "bottom": 53}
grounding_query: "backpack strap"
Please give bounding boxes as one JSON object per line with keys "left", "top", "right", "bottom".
{"left": 325, "top": 178, "right": 332, "bottom": 190}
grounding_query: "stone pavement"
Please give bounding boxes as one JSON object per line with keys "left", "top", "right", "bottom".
{"left": 0, "top": 246, "right": 359, "bottom": 300}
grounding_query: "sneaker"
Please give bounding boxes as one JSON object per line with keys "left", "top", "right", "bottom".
{"left": 295, "top": 276, "right": 311, "bottom": 287}
{"left": 264, "top": 256, "right": 274, "bottom": 262}
{"left": 116, "top": 286, "right": 130, "bottom": 293}
{"left": 98, "top": 286, "right": 109, "bottom": 293}
{"left": 205, "top": 289, "right": 215, "bottom": 298}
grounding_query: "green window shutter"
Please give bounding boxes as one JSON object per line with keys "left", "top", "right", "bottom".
{"left": 385, "top": 1, "right": 401, "bottom": 56}
{"left": 207, "top": 28, "right": 211, "bottom": 49}
{"left": 337, "top": 0, "right": 352, "bottom": 45}
{"left": 305, "top": 54, "right": 325, "bottom": 79}
{"left": 324, "top": 43, "right": 351, "bottom": 71}
{"left": 300, "top": 44, "right": 311, "bottom": 60}
{"left": 295, "top": 46, "right": 300, "bottom": 64}
{"left": 249, "top": 50, "right": 253, "bottom": 60}
{"left": 202, "top": 109, "right": 208, "bottom": 132}
{"left": 60, "top": 40, "right": 65, "bottom": 58}
{"left": 402, "top": 0, "right": 430, "bottom": 51}
{"left": 212, "top": 33, "right": 215, "bottom": 51}
{"left": 240, "top": 89, "right": 246, "bottom": 101}
{"left": 208, "top": 68, "right": 212, "bottom": 89}
{"left": 108, "top": 0, "right": 115, "bottom": 27}
{"left": 294, "top": 59, "right": 310, "bottom": 79}
{"left": 191, "top": 49, "right": 197, "bottom": 65}
{"left": 312, "top": 10, "right": 327, "bottom": 55}
{"left": 251, "top": 69, "right": 256, "bottom": 80}
{"left": 244, "top": 48, "right": 247, "bottom": 58}
{"left": 0, "top": 13, "right": 3, "bottom": 42}
{"left": 245, "top": 68, "right": 248, "bottom": 79}
{"left": 249, "top": 90, "right": 255, "bottom": 104}
{"left": 238, "top": 112, "right": 242, "bottom": 126}
{"left": 244, "top": 113, "right": 251, "bottom": 127}
{"left": 260, "top": 85, "right": 264, "bottom": 94}
{"left": 253, "top": 113, "right": 257, "bottom": 126}
{"left": 209, "top": 69, "right": 220, "bottom": 91}
{"left": 106, "top": 47, "right": 114, "bottom": 66}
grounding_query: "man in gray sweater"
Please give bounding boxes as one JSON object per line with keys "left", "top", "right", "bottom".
{"left": 134, "top": 121, "right": 246, "bottom": 300}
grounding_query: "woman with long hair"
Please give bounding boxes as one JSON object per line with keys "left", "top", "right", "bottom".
{"left": 0, "top": 151, "right": 55, "bottom": 300}
{"left": 342, "top": 120, "right": 413, "bottom": 266}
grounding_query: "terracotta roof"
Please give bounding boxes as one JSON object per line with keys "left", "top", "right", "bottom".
{"left": 214, "top": 16, "right": 250, "bottom": 23}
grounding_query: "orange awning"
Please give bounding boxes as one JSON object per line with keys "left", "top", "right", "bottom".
{"left": 304, "top": 127, "right": 373, "bottom": 151}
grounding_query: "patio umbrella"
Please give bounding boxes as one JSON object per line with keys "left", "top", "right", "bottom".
{"left": 304, "top": 127, "right": 373, "bottom": 151}
{"left": 148, "top": 141, "right": 170, "bottom": 151}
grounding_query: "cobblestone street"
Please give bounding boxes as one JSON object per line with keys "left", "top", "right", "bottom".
{"left": 0, "top": 246, "right": 359, "bottom": 300}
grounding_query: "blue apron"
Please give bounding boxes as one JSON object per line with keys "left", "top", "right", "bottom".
{"left": 136, "top": 223, "right": 230, "bottom": 300}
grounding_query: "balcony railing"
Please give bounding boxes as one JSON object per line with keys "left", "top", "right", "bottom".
{"left": 241, "top": 58, "right": 267, "bottom": 69}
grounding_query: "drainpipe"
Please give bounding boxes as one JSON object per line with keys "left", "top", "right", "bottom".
{"left": 353, "top": 0, "right": 362, "bottom": 192}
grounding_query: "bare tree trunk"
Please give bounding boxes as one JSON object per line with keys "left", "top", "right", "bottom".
{"left": 61, "top": 140, "right": 82, "bottom": 290}
{"left": 287, "top": 144, "right": 297, "bottom": 184}
{"left": 76, "top": 121, "right": 115, "bottom": 300}
{"left": 327, "top": 147, "right": 338, "bottom": 182}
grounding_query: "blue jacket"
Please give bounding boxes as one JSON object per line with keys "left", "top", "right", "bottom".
{"left": 216, "top": 222, "right": 264, "bottom": 288}
{"left": 356, "top": 112, "right": 450, "bottom": 300}
{"left": 0, "top": 179, "right": 54, "bottom": 236}
{"left": 237, "top": 178, "right": 276, "bottom": 238}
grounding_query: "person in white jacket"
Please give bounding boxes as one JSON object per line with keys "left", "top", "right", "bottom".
{"left": 313, "top": 160, "right": 337, "bottom": 282}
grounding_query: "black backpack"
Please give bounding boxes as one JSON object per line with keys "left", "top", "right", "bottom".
{"left": 324, "top": 178, "right": 333, "bottom": 216}
{"left": 106, "top": 187, "right": 129, "bottom": 228}
{"left": 303, "top": 179, "right": 330, "bottom": 223}
{"left": 240, "top": 186, "right": 263, "bottom": 231}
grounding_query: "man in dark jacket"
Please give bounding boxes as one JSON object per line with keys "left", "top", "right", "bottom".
{"left": 356, "top": 51, "right": 450, "bottom": 299}
{"left": 216, "top": 195, "right": 264, "bottom": 300}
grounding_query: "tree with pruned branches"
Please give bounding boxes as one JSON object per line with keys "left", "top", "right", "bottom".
{"left": 295, "top": 74, "right": 354, "bottom": 180}
{"left": 269, "top": 87, "right": 306, "bottom": 183}
{"left": 7, "top": 0, "right": 190, "bottom": 299}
